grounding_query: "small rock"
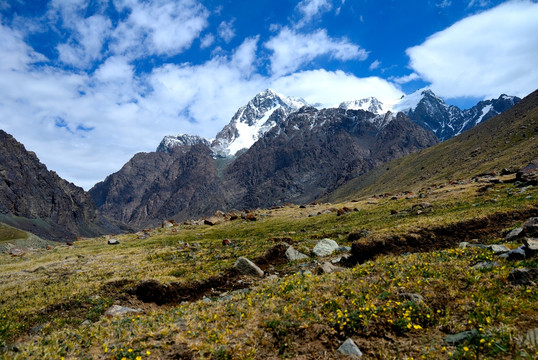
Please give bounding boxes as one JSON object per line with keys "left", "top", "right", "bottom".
{"left": 161, "top": 220, "right": 174, "bottom": 228}
{"left": 523, "top": 238, "right": 538, "bottom": 256}
{"left": 337, "top": 338, "right": 363, "bottom": 358}
{"left": 312, "top": 239, "right": 339, "bottom": 257}
{"left": 336, "top": 246, "right": 352, "bottom": 253}
{"left": 81, "top": 320, "right": 91, "bottom": 326}
{"left": 486, "top": 244, "right": 510, "bottom": 255}
{"left": 498, "top": 246, "right": 526, "bottom": 260}
{"left": 444, "top": 330, "right": 478, "bottom": 345}
{"left": 506, "top": 227, "right": 523, "bottom": 241}
{"left": 285, "top": 246, "right": 309, "bottom": 262}
{"left": 105, "top": 305, "right": 142, "bottom": 318}
{"left": 348, "top": 229, "right": 370, "bottom": 241}
{"left": 222, "top": 239, "right": 232, "bottom": 246}
{"left": 234, "top": 257, "right": 264, "bottom": 277}
{"left": 522, "top": 217, "right": 538, "bottom": 238}
{"left": 508, "top": 268, "right": 538, "bottom": 285}
{"left": 108, "top": 239, "right": 120, "bottom": 245}
{"left": 398, "top": 293, "right": 424, "bottom": 304}
{"left": 472, "top": 262, "right": 500, "bottom": 270}
{"left": 523, "top": 327, "right": 538, "bottom": 347}
{"left": 516, "top": 160, "right": 538, "bottom": 185}
{"left": 317, "top": 261, "right": 343, "bottom": 274}
{"left": 204, "top": 217, "right": 220, "bottom": 226}
{"left": 9, "top": 248, "right": 24, "bottom": 256}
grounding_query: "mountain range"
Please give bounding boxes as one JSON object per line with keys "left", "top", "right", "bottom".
{"left": 89, "top": 88, "right": 519, "bottom": 229}
{"left": 0, "top": 87, "right": 525, "bottom": 238}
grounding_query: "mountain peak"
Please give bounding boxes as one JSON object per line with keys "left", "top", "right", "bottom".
{"left": 156, "top": 134, "right": 211, "bottom": 153}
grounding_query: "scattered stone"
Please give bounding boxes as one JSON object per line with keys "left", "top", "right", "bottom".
{"left": 506, "top": 227, "right": 523, "bottom": 241}
{"left": 33, "top": 266, "right": 46, "bottom": 272}
{"left": 498, "top": 246, "right": 526, "bottom": 260}
{"left": 523, "top": 327, "right": 538, "bottom": 347}
{"left": 412, "top": 202, "right": 431, "bottom": 210}
{"left": 472, "top": 262, "right": 500, "bottom": 270}
{"left": 398, "top": 293, "right": 424, "bottom": 304}
{"left": 508, "top": 268, "right": 538, "bottom": 285}
{"left": 81, "top": 320, "right": 91, "bottom": 326}
{"left": 485, "top": 244, "right": 510, "bottom": 255}
{"left": 317, "top": 261, "right": 343, "bottom": 274}
{"left": 312, "top": 239, "right": 339, "bottom": 257}
{"left": 444, "top": 330, "right": 478, "bottom": 345}
{"left": 204, "top": 217, "right": 220, "bottom": 226}
{"left": 29, "top": 324, "right": 45, "bottom": 334}
{"left": 336, "top": 246, "right": 352, "bottom": 253}
{"left": 459, "top": 242, "right": 470, "bottom": 249}
{"left": 9, "top": 248, "right": 24, "bottom": 256}
{"left": 516, "top": 160, "right": 538, "bottom": 185}
{"left": 337, "top": 207, "right": 352, "bottom": 216}
{"left": 234, "top": 257, "right": 264, "bottom": 277}
{"left": 348, "top": 229, "right": 370, "bottom": 241}
{"left": 66, "top": 241, "right": 74, "bottom": 246}
{"left": 390, "top": 209, "right": 398, "bottom": 215}
{"left": 523, "top": 238, "right": 538, "bottom": 256}
{"left": 161, "top": 220, "right": 174, "bottom": 228}
{"left": 522, "top": 217, "right": 538, "bottom": 238}
{"left": 105, "top": 305, "right": 142, "bottom": 318}
{"left": 285, "top": 246, "right": 309, "bottom": 262}
{"left": 108, "top": 238, "right": 120, "bottom": 245}
{"left": 337, "top": 338, "right": 363, "bottom": 358}
{"left": 308, "top": 212, "right": 318, "bottom": 217}
{"left": 222, "top": 239, "right": 232, "bottom": 246}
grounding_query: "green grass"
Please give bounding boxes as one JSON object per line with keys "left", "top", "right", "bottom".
{"left": 0, "top": 179, "right": 536, "bottom": 359}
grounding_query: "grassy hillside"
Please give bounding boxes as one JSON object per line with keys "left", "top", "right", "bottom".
{"left": 325, "top": 89, "right": 538, "bottom": 203}
{"left": 0, "top": 176, "right": 536, "bottom": 359}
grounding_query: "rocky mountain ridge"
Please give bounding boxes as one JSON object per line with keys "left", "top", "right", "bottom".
{"left": 0, "top": 130, "right": 118, "bottom": 241}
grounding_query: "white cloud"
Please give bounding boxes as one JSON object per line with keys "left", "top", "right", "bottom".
{"left": 200, "top": 33, "right": 215, "bottom": 48}
{"left": 436, "top": 0, "right": 452, "bottom": 8}
{"left": 296, "top": 0, "right": 333, "bottom": 26}
{"left": 218, "top": 19, "right": 235, "bottom": 43}
{"left": 270, "top": 69, "right": 404, "bottom": 108}
{"left": 369, "top": 60, "right": 380, "bottom": 70}
{"left": 407, "top": 0, "right": 538, "bottom": 99}
{"left": 111, "top": 0, "right": 210, "bottom": 58}
{"left": 56, "top": 14, "right": 112, "bottom": 67}
{"left": 265, "top": 27, "right": 368, "bottom": 76}
{"left": 390, "top": 72, "right": 420, "bottom": 84}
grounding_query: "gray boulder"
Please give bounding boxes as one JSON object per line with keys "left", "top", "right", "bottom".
{"left": 285, "top": 246, "right": 309, "bottom": 262}
{"left": 105, "top": 305, "right": 142, "bottom": 317}
{"left": 234, "top": 257, "right": 264, "bottom": 277}
{"left": 337, "top": 338, "right": 363, "bottom": 358}
{"left": 508, "top": 268, "right": 538, "bottom": 285}
{"left": 108, "top": 238, "right": 120, "bottom": 245}
{"left": 312, "top": 238, "right": 339, "bottom": 257}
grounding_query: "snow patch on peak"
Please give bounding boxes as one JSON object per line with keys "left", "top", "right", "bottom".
{"left": 392, "top": 88, "right": 431, "bottom": 113}
{"left": 338, "top": 97, "right": 391, "bottom": 114}
{"left": 475, "top": 104, "right": 493, "bottom": 124}
{"left": 156, "top": 134, "right": 210, "bottom": 153}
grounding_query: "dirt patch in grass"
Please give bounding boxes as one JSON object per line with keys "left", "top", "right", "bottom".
{"left": 129, "top": 269, "right": 254, "bottom": 305}
{"left": 345, "top": 207, "right": 538, "bottom": 265}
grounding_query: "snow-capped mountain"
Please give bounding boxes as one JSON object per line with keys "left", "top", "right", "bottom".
{"left": 393, "top": 89, "right": 521, "bottom": 140}
{"left": 211, "top": 89, "right": 308, "bottom": 157}
{"left": 156, "top": 134, "right": 211, "bottom": 153}
{"left": 338, "top": 97, "right": 391, "bottom": 114}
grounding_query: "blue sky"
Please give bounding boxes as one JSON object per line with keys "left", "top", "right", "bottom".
{"left": 0, "top": 0, "right": 537, "bottom": 189}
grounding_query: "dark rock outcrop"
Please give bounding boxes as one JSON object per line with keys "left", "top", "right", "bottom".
{"left": 0, "top": 130, "right": 117, "bottom": 241}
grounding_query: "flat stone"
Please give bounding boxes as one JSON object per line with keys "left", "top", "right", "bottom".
{"left": 398, "top": 293, "right": 424, "bottom": 304}
{"left": 312, "top": 238, "right": 339, "bottom": 257}
{"left": 317, "top": 261, "right": 343, "bottom": 274}
{"left": 107, "top": 239, "right": 119, "bottom": 245}
{"left": 498, "top": 246, "right": 526, "bottom": 260}
{"left": 523, "top": 237, "right": 538, "bottom": 253}
{"left": 105, "top": 305, "right": 142, "bottom": 318}
{"left": 472, "top": 261, "right": 500, "bottom": 270}
{"left": 485, "top": 244, "right": 510, "bottom": 254}
{"left": 234, "top": 257, "right": 264, "bottom": 277}
{"left": 506, "top": 227, "right": 523, "bottom": 241}
{"left": 444, "top": 330, "right": 478, "bottom": 345}
{"left": 285, "top": 246, "right": 309, "bottom": 262}
{"left": 508, "top": 268, "right": 538, "bottom": 285}
{"left": 523, "top": 327, "right": 538, "bottom": 347}
{"left": 337, "top": 338, "right": 363, "bottom": 358}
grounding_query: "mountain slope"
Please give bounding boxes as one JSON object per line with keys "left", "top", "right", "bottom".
{"left": 90, "top": 144, "right": 229, "bottom": 229}
{"left": 224, "top": 108, "right": 438, "bottom": 208}
{"left": 0, "top": 130, "right": 118, "bottom": 241}
{"left": 325, "top": 88, "right": 538, "bottom": 202}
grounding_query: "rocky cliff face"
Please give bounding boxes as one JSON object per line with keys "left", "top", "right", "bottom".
{"left": 90, "top": 144, "right": 228, "bottom": 228}
{"left": 0, "top": 130, "right": 117, "bottom": 241}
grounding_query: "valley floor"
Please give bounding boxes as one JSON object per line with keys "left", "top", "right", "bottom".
{"left": 1, "top": 175, "right": 537, "bottom": 359}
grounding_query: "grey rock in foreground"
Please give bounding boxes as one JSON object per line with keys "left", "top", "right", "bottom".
{"left": 337, "top": 338, "right": 363, "bottom": 358}
{"left": 508, "top": 268, "right": 538, "bottom": 285}
{"left": 285, "top": 246, "right": 309, "bottom": 261}
{"left": 234, "top": 257, "right": 264, "bottom": 277}
{"left": 105, "top": 305, "right": 142, "bottom": 317}
{"left": 312, "top": 239, "right": 339, "bottom": 257}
